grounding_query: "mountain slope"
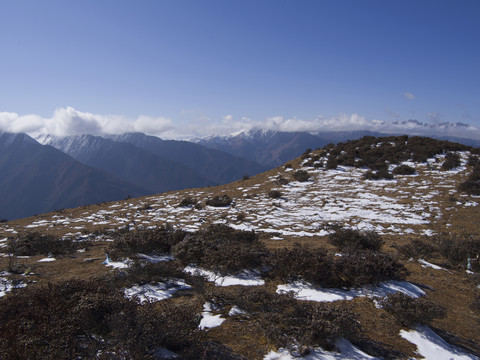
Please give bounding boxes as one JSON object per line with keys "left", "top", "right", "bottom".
{"left": 0, "top": 132, "right": 149, "bottom": 220}
{"left": 1, "top": 135, "right": 479, "bottom": 358}
{"left": 110, "top": 132, "right": 268, "bottom": 184}
{"left": 196, "top": 130, "right": 367, "bottom": 168}
{"left": 40, "top": 134, "right": 216, "bottom": 193}
{"left": 1, "top": 135, "right": 480, "bottom": 358}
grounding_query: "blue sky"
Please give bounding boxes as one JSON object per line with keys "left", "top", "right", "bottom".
{"left": 0, "top": 0, "right": 479, "bottom": 138}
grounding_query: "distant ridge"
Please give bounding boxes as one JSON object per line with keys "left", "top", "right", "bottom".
{"left": 40, "top": 134, "right": 216, "bottom": 193}
{"left": 0, "top": 132, "right": 149, "bottom": 220}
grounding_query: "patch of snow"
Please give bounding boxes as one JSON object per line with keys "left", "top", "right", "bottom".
{"left": 38, "top": 257, "right": 56, "bottom": 262}
{"left": 124, "top": 281, "right": 190, "bottom": 303}
{"left": 264, "top": 338, "right": 380, "bottom": 359}
{"left": 102, "top": 254, "right": 130, "bottom": 269}
{"left": 229, "top": 305, "right": 248, "bottom": 316}
{"left": 184, "top": 266, "right": 265, "bottom": 286}
{"left": 277, "top": 280, "right": 425, "bottom": 302}
{"left": 136, "top": 253, "right": 174, "bottom": 263}
{"left": 419, "top": 259, "right": 448, "bottom": 271}
{"left": 400, "top": 325, "right": 479, "bottom": 360}
{"left": 199, "top": 302, "right": 225, "bottom": 330}
{"left": 0, "top": 278, "right": 27, "bottom": 297}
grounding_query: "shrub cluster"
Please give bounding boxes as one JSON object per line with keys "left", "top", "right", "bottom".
{"left": 7, "top": 232, "right": 82, "bottom": 256}
{"left": 268, "top": 190, "right": 282, "bottom": 199}
{"left": 0, "top": 280, "right": 201, "bottom": 359}
{"left": 172, "top": 224, "right": 268, "bottom": 275}
{"left": 268, "top": 244, "right": 407, "bottom": 288}
{"left": 292, "top": 170, "right": 311, "bottom": 182}
{"left": 380, "top": 292, "right": 446, "bottom": 327}
{"left": 178, "top": 196, "right": 197, "bottom": 207}
{"left": 437, "top": 235, "right": 480, "bottom": 270}
{"left": 397, "top": 238, "right": 439, "bottom": 260}
{"left": 319, "top": 135, "right": 471, "bottom": 180}
{"left": 392, "top": 164, "right": 416, "bottom": 175}
{"left": 107, "top": 226, "right": 187, "bottom": 260}
{"left": 329, "top": 228, "right": 384, "bottom": 252}
{"left": 205, "top": 195, "right": 233, "bottom": 207}
{"left": 222, "top": 287, "right": 360, "bottom": 351}
{"left": 442, "top": 152, "right": 461, "bottom": 170}
{"left": 459, "top": 162, "right": 480, "bottom": 195}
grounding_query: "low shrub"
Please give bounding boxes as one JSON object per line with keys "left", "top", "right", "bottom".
{"left": 121, "top": 259, "right": 186, "bottom": 287}
{"left": 276, "top": 175, "right": 290, "bottom": 185}
{"left": 437, "top": 235, "right": 480, "bottom": 270}
{"left": 335, "top": 250, "right": 408, "bottom": 288}
{"left": 329, "top": 228, "right": 384, "bottom": 252}
{"left": 7, "top": 232, "right": 81, "bottom": 256}
{"left": 227, "top": 287, "right": 360, "bottom": 351}
{"left": 172, "top": 224, "right": 268, "bottom": 275}
{"left": 292, "top": 170, "right": 310, "bottom": 182}
{"left": 268, "top": 190, "right": 282, "bottom": 199}
{"left": 268, "top": 244, "right": 406, "bottom": 288}
{"left": 442, "top": 152, "right": 461, "bottom": 170}
{"left": 392, "top": 165, "right": 416, "bottom": 175}
{"left": 108, "top": 226, "right": 187, "bottom": 260}
{"left": 325, "top": 157, "right": 338, "bottom": 170}
{"left": 380, "top": 292, "right": 446, "bottom": 327}
{"left": 205, "top": 195, "right": 233, "bottom": 207}
{"left": 178, "top": 197, "right": 197, "bottom": 207}
{"left": 0, "top": 279, "right": 201, "bottom": 359}
{"left": 397, "top": 238, "right": 439, "bottom": 260}
{"left": 268, "top": 244, "right": 334, "bottom": 286}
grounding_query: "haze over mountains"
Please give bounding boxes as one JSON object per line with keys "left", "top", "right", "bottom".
{"left": 2, "top": 121, "right": 480, "bottom": 221}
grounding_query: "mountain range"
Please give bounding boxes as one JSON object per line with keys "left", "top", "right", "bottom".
{"left": 2, "top": 125, "right": 480, "bottom": 221}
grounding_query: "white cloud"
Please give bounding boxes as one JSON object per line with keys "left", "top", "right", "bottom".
{"left": 1, "top": 107, "right": 479, "bottom": 141}
{"left": 0, "top": 107, "right": 173, "bottom": 138}
{"left": 404, "top": 92, "right": 415, "bottom": 100}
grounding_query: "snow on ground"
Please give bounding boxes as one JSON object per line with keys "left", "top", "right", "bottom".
{"left": 0, "top": 152, "right": 476, "bottom": 241}
{"left": 0, "top": 277, "right": 26, "bottom": 297}
{"left": 124, "top": 280, "right": 190, "bottom": 303}
{"left": 102, "top": 254, "right": 130, "bottom": 269}
{"left": 136, "top": 253, "right": 174, "bottom": 263}
{"left": 184, "top": 266, "right": 265, "bottom": 286}
{"left": 37, "top": 257, "right": 56, "bottom": 262}
{"left": 400, "top": 325, "right": 479, "bottom": 360}
{"left": 264, "top": 338, "right": 380, "bottom": 360}
{"left": 419, "top": 259, "right": 448, "bottom": 271}
{"left": 277, "top": 280, "right": 425, "bottom": 302}
{"left": 198, "top": 302, "right": 226, "bottom": 330}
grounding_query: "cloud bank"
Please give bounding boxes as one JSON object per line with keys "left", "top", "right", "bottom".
{"left": 0, "top": 107, "right": 173, "bottom": 138}
{"left": 0, "top": 107, "right": 479, "bottom": 140}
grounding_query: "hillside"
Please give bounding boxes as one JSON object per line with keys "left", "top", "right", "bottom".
{"left": 0, "top": 132, "right": 149, "bottom": 220}
{"left": 0, "top": 135, "right": 479, "bottom": 359}
{"left": 40, "top": 134, "right": 216, "bottom": 193}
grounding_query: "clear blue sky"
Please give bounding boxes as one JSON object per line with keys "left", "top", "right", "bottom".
{"left": 1, "top": 0, "right": 479, "bottom": 133}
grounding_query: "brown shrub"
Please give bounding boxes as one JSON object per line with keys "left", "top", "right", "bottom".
{"left": 392, "top": 164, "right": 416, "bottom": 175}
{"left": 380, "top": 292, "right": 446, "bottom": 327}
{"left": 292, "top": 170, "right": 311, "bottom": 182}
{"left": 0, "top": 280, "right": 201, "bottom": 359}
{"left": 172, "top": 224, "right": 268, "bottom": 275}
{"left": 206, "top": 195, "right": 233, "bottom": 207}
{"left": 7, "top": 232, "right": 83, "bottom": 256}
{"left": 268, "top": 190, "right": 282, "bottom": 199}
{"left": 228, "top": 287, "right": 360, "bottom": 351}
{"left": 329, "top": 228, "right": 384, "bottom": 252}
{"left": 397, "top": 238, "right": 439, "bottom": 260}
{"left": 108, "top": 226, "right": 187, "bottom": 260}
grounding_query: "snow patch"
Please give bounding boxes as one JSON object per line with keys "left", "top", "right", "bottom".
{"left": 400, "top": 325, "right": 479, "bottom": 360}
{"left": 277, "top": 280, "right": 425, "bottom": 302}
